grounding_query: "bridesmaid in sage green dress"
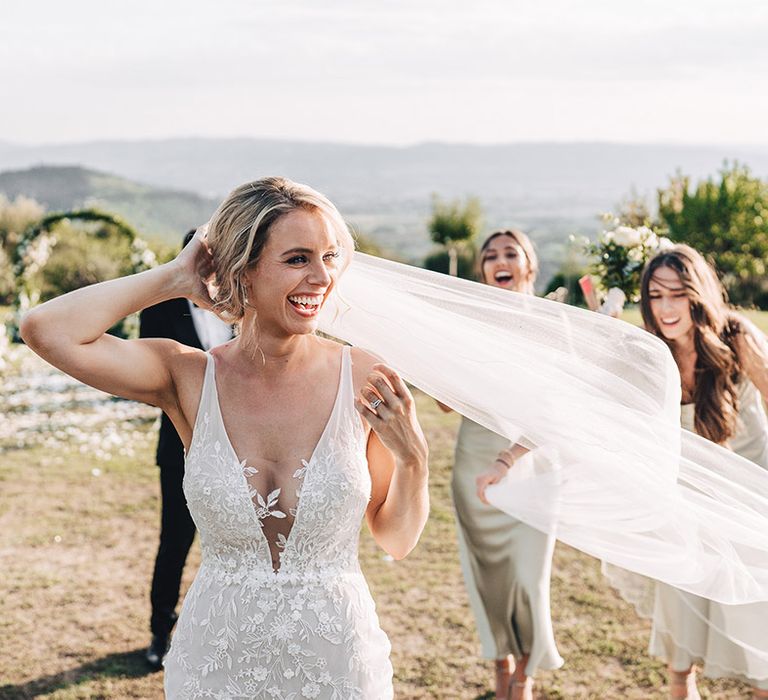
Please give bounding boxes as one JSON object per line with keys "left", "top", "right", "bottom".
{"left": 638, "top": 245, "right": 768, "bottom": 700}
{"left": 442, "top": 230, "right": 563, "bottom": 700}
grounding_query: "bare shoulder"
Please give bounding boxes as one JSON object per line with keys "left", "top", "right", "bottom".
{"left": 168, "top": 343, "right": 209, "bottom": 378}
{"left": 166, "top": 344, "right": 210, "bottom": 415}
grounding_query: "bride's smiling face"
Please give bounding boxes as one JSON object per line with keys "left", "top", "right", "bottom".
{"left": 647, "top": 265, "right": 694, "bottom": 342}
{"left": 481, "top": 234, "right": 531, "bottom": 291}
{"left": 242, "top": 208, "right": 342, "bottom": 336}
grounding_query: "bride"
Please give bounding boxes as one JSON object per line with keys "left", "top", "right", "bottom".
{"left": 20, "top": 176, "right": 430, "bottom": 699}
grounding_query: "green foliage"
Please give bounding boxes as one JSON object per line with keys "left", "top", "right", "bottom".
{"left": 423, "top": 248, "right": 476, "bottom": 280}
{"left": 658, "top": 163, "right": 768, "bottom": 306}
{"left": 31, "top": 223, "right": 134, "bottom": 302}
{"left": 0, "top": 195, "right": 45, "bottom": 304}
{"left": 11, "top": 208, "right": 157, "bottom": 340}
{"left": 428, "top": 195, "right": 482, "bottom": 277}
{"left": 583, "top": 225, "right": 665, "bottom": 303}
{"left": 428, "top": 195, "right": 482, "bottom": 247}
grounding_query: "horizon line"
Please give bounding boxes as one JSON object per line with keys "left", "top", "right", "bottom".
{"left": 3, "top": 136, "right": 768, "bottom": 151}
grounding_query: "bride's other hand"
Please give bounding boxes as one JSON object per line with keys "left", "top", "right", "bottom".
{"left": 356, "top": 364, "right": 428, "bottom": 468}
{"left": 356, "top": 360, "right": 429, "bottom": 560}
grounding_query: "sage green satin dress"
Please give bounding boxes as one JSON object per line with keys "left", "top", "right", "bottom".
{"left": 451, "top": 417, "right": 564, "bottom": 675}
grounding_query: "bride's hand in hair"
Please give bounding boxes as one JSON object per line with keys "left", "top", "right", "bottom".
{"left": 171, "top": 226, "right": 216, "bottom": 309}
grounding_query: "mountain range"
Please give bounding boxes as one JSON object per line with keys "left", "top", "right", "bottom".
{"left": 2, "top": 138, "right": 767, "bottom": 281}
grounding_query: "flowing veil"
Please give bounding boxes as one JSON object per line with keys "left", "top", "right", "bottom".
{"left": 318, "top": 252, "right": 768, "bottom": 663}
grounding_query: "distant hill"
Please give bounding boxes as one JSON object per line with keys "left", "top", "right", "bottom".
{"left": 0, "top": 165, "right": 219, "bottom": 245}
{"left": 3, "top": 138, "right": 768, "bottom": 282}
{"left": 2, "top": 138, "right": 767, "bottom": 208}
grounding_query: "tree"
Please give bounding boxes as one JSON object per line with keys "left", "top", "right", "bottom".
{"left": 423, "top": 248, "right": 476, "bottom": 280}
{"left": 427, "top": 195, "right": 482, "bottom": 277}
{"left": 657, "top": 163, "right": 768, "bottom": 306}
{"left": 0, "top": 195, "right": 45, "bottom": 304}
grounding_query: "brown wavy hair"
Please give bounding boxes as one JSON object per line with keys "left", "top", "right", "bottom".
{"left": 640, "top": 244, "right": 742, "bottom": 444}
{"left": 477, "top": 229, "right": 539, "bottom": 290}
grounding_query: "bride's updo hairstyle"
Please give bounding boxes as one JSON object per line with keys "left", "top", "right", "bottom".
{"left": 640, "top": 244, "right": 741, "bottom": 444}
{"left": 205, "top": 176, "right": 354, "bottom": 322}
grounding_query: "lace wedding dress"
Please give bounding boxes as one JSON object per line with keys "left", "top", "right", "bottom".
{"left": 164, "top": 346, "right": 393, "bottom": 699}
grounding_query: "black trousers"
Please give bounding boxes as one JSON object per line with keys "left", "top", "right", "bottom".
{"left": 150, "top": 464, "right": 196, "bottom": 638}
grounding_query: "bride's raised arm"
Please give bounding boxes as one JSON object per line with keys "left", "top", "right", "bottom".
{"left": 19, "top": 231, "right": 213, "bottom": 411}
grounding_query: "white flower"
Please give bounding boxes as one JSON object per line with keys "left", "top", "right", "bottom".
{"left": 637, "top": 226, "right": 656, "bottom": 243}
{"left": 611, "top": 226, "right": 643, "bottom": 247}
{"left": 657, "top": 236, "right": 675, "bottom": 250}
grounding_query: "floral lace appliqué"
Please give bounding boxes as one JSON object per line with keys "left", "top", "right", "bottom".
{"left": 163, "top": 351, "right": 394, "bottom": 700}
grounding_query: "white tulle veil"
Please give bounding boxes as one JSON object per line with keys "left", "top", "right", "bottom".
{"left": 317, "top": 252, "right": 768, "bottom": 667}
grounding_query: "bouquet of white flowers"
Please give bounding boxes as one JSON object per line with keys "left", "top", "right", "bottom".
{"left": 583, "top": 220, "right": 673, "bottom": 311}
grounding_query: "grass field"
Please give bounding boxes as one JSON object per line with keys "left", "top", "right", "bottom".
{"left": 0, "top": 343, "right": 758, "bottom": 700}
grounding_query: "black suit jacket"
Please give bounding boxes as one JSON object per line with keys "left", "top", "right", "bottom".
{"left": 139, "top": 298, "right": 202, "bottom": 469}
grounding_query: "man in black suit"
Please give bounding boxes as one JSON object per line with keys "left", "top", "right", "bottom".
{"left": 139, "top": 230, "right": 233, "bottom": 670}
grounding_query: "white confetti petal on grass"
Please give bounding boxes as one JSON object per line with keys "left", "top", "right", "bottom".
{"left": 1, "top": 347, "right": 158, "bottom": 458}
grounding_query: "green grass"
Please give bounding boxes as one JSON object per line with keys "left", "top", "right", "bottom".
{"left": 0, "top": 348, "right": 761, "bottom": 699}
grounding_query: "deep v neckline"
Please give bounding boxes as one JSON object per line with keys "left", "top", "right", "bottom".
{"left": 207, "top": 348, "right": 347, "bottom": 571}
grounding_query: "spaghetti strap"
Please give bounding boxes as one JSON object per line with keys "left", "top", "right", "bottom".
{"left": 188, "top": 352, "right": 216, "bottom": 452}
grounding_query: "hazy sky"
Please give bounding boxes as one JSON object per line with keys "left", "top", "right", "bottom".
{"left": 3, "top": 0, "right": 767, "bottom": 145}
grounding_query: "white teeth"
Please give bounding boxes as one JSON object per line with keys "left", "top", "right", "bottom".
{"left": 495, "top": 272, "right": 512, "bottom": 281}
{"left": 288, "top": 295, "right": 321, "bottom": 306}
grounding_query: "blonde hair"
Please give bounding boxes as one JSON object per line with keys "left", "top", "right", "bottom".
{"left": 477, "top": 229, "right": 539, "bottom": 286}
{"left": 206, "top": 176, "right": 354, "bottom": 322}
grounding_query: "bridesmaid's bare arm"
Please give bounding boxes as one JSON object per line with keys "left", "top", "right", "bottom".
{"left": 734, "top": 316, "right": 768, "bottom": 401}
